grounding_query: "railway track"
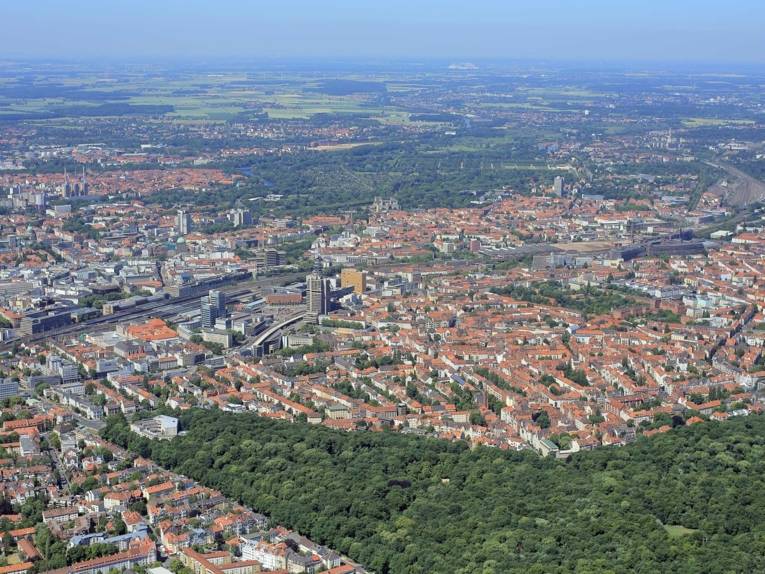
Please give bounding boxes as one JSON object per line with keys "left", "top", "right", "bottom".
{"left": 0, "top": 271, "right": 305, "bottom": 353}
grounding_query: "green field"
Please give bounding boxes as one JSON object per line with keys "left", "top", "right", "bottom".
{"left": 0, "top": 70, "right": 419, "bottom": 122}
{"left": 682, "top": 117, "right": 756, "bottom": 127}
{"left": 663, "top": 524, "right": 699, "bottom": 538}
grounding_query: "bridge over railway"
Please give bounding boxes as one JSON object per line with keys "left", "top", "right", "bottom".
{"left": 249, "top": 311, "right": 308, "bottom": 354}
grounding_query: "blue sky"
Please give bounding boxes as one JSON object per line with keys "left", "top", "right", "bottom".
{"left": 3, "top": 0, "right": 764, "bottom": 64}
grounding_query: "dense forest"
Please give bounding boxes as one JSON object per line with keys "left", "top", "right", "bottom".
{"left": 103, "top": 410, "right": 765, "bottom": 574}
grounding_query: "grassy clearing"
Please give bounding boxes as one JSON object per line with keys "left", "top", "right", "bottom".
{"left": 376, "top": 110, "right": 416, "bottom": 125}
{"left": 310, "top": 142, "right": 382, "bottom": 151}
{"left": 5, "top": 554, "right": 21, "bottom": 565}
{"left": 475, "top": 101, "right": 579, "bottom": 113}
{"left": 663, "top": 524, "right": 698, "bottom": 538}
{"left": 682, "top": 118, "right": 755, "bottom": 127}
{"left": 521, "top": 87, "right": 605, "bottom": 98}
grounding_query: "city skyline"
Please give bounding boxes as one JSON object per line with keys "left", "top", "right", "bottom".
{"left": 1, "top": 3, "right": 764, "bottom": 573}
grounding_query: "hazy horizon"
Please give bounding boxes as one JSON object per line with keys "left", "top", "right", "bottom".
{"left": 3, "top": 0, "right": 765, "bottom": 65}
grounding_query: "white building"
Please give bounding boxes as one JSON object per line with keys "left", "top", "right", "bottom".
{"left": 130, "top": 415, "right": 178, "bottom": 440}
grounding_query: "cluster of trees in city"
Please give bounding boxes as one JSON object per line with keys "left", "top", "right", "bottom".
{"left": 319, "top": 318, "right": 365, "bottom": 330}
{"left": 333, "top": 380, "right": 379, "bottom": 406}
{"left": 556, "top": 361, "right": 590, "bottom": 386}
{"left": 640, "top": 309, "right": 683, "bottom": 324}
{"left": 62, "top": 215, "right": 101, "bottom": 240}
{"left": 354, "top": 352, "right": 405, "bottom": 371}
{"left": 78, "top": 291, "right": 130, "bottom": 309}
{"left": 474, "top": 367, "right": 527, "bottom": 396}
{"left": 276, "top": 340, "right": 331, "bottom": 358}
{"left": 0, "top": 495, "right": 42, "bottom": 531}
{"left": 30, "top": 524, "right": 119, "bottom": 573}
{"left": 103, "top": 409, "right": 765, "bottom": 574}
{"left": 283, "top": 359, "right": 329, "bottom": 378}
{"left": 491, "top": 280, "right": 639, "bottom": 318}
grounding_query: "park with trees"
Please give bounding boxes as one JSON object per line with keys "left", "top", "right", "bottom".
{"left": 103, "top": 409, "right": 765, "bottom": 574}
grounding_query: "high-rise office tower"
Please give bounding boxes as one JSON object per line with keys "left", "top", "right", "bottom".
{"left": 553, "top": 176, "right": 564, "bottom": 196}
{"left": 200, "top": 290, "right": 226, "bottom": 328}
{"left": 306, "top": 261, "right": 330, "bottom": 320}
{"left": 176, "top": 210, "right": 192, "bottom": 235}
{"left": 200, "top": 296, "right": 215, "bottom": 328}
{"left": 210, "top": 290, "right": 226, "bottom": 316}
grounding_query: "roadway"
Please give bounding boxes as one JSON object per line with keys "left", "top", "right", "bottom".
{"left": 249, "top": 311, "right": 308, "bottom": 350}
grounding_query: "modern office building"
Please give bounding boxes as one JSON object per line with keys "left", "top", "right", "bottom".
{"left": 200, "top": 297, "right": 214, "bottom": 328}
{"left": 47, "top": 355, "right": 80, "bottom": 384}
{"left": 19, "top": 307, "right": 73, "bottom": 335}
{"left": 176, "top": 210, "right": 192, "bottom": 235}
{"left": 200, "top": 290, "right": 226, "bottom": 328}
{"left": 254, "top": 248, "right": 285, "bottom": 273}
{"left": 306, "top": 273, "right": 331, "bottom": 320}
{"left": 0, "top": 379, "right": 19, "bottom": 401}
{"left": 553, "top": 175, "right": 564, "bottom": 196}
{"left": 229, "top": 208, "right": 253, "bottom": 227}
{"left": 210, "top": 290, "right": 226, "bottom": 316}
{"left": 340, "top": 268, "right": 367, "bottom": 295}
